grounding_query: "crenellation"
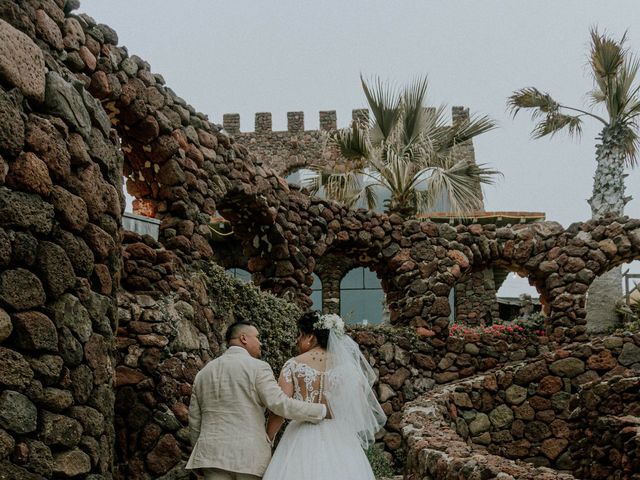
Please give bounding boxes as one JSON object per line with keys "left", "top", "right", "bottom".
{"left": 319, "top": 110, "right": 337, "bottom": 130}
{"left": 352, "top": 108, "right": 369, "bottom": 124}
{"left": 222, "top": 113, "right": 240, "bottom": 134}
{"left": 287, "top": 111, "right": 304, "bottom": 132}
{"left": 255, "top": 112, "right": 272, "bottom": 133}
{"left": 225, "top": 107, "right": 478, "bottom": 177}
{"left": 451, "top": 105, "right": 470, "bottom": 124}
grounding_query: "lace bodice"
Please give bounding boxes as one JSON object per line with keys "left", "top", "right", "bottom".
{"left": 281, "top": 358, "right": 326, "bottom": 404}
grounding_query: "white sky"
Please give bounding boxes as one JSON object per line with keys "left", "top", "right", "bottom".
{"left": 80, "top": 0, "right": 640, "bottom": 297}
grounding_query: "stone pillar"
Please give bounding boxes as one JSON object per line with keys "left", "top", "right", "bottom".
{"left": 352, "top": 108, "right": 369, "bottom": 124}
{"left": 222, "top": 113, "right": 240, "bottom": 134}
{"left": 287, "top": 111, "right": 304, "bottom": 133}
{"left": 319, "top": 110, "right": 337, "bottom": 131}
{"left": 255, "top": 112, "right": 272, "bottom": 133}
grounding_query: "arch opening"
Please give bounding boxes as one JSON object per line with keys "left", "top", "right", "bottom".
{"left": 340, "top": 267, "right": 387, "bottom": 325}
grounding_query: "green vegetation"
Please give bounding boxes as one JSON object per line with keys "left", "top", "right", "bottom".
{"left": 200, "top": 262, "right": 302, "bottom": 368}
{"left": 311, "top": 75, "right": 499, "bottom": 218}
{"left": 365, "top": 444, "right": 395, "bottom": 478}
{"left": 508, "top": 28, "right": 640, "bottom": 332}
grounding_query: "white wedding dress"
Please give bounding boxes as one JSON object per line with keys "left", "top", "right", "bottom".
{"left": 263, "top": 331, "right": 387, "bottom": 480}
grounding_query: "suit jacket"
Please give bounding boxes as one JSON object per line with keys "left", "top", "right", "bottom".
{"left": 186, "top": 346, "right": 325, "bottom": 475}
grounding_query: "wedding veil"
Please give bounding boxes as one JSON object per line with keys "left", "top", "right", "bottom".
{"left": 323, "top": 329, "right": 387, "bottom": 448}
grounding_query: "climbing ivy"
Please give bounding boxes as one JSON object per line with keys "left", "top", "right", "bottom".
{"left": 199, "top": 262, "right": 302, "bottom": 369}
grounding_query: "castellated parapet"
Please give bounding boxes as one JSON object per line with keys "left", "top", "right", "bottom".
{"left": 223, "top": 108, "right": 471, "bottom": 176}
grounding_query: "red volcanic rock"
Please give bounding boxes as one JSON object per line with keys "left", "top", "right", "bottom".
{"left": 146, "top": 434, "right": 180, "bottom": 475}
{"left": 447, "top": 250, "right": 469, "bottom": 269}
{"left": 12, "top": 311, "right": 58, "bottom": 351}
{"left": 35, "top": 9, "right": 63, "bottom": 50}
{"left": 115, "top": 366, "right": 147, "bottom": 387}
{"left": 0, "top": 19, "right": 46, "bottom": 102}
{"left": 537, "top": 376, "right": 563, "bottom": 396}
{"left": 126, "top": 242, "right": 157, "bottom": 263}
{"left": 416, "top": 327, "right": 435, "bottom": 338}
{"left": 587, "top": 349, "right": 618, "bottom": 371}
{"left": 25, "top": 115, "right": 71, "bottom": 182}
{"left": 6, "top": 152, "right": 52, "bottom": 196}
{"left": 50, "top": 186, "right": 89, "bottom": 233}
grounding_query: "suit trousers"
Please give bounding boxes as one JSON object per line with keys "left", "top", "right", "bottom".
{"left": 202, "top": 468, "right": 261, "bottom": 480}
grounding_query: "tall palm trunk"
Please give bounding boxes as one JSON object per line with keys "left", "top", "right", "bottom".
{"left": 586, "top": 125, "right": 630, "bottom": 333}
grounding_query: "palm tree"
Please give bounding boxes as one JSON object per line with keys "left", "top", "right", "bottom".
{"left": 508, "top": 28, "right": 640, "bottom": 332}
{"left": 309, "top": 76, "right": 499, "bottom": 218}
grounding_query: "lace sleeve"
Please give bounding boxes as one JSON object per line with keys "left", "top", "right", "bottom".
{"left": 280, "top": 359, "right": 295, "bottom": 385}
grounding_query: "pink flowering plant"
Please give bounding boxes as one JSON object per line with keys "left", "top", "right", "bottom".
{"left": 449, "top": 314, "right": 546, "bottom": 339}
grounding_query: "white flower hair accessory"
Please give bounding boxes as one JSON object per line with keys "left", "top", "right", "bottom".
{"left": 314, "top": 313, "right": 345, "bottom": 335}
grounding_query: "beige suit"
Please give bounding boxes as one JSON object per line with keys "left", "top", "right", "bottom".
{"left": 186, "top": 347, "right": 325, "bottom": 477}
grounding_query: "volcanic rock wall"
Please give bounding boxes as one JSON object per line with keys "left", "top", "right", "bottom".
{"left": 400, "top": 334, "right": 640, "bottom": 479}
{"left": 0, "top": 2, "right": 122, "bottom": 476}
{"left": 1, "top": 1, "right": 639, "bottom": 479}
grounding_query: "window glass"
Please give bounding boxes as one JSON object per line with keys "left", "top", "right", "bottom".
{"left": 340, "top": 267, "right": 384, "bottom": 325}
{"left": 226, "top": 268, "right": 252, "bottom": 284}
{"left": 311, "top": 273, "right": 322, "bottom": 310}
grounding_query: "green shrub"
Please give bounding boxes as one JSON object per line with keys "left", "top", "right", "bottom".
{"left": 199, "top": 262, "right": 302, "bottom": 369}
{"left": 365, "top": 444, "right": 394, "bottom": 478}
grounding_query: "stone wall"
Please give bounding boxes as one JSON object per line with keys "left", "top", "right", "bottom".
{"left": 399, "top": 334, "right": 640, "bottom": 478}
{"left": 116, "top": 235, "right": 304, "bottom": 479}
{"left": 350, "top": 325, "right": 547, "bottom": 467}
{"left": 222, "top": 107, "right": 473, "bottom": 178}
{"left": 0, "top": 2, "right": 124, "bottom": 476}
{"left": 4, "top": 0, "right": 635, "bottom": 346}
{"left": 570, "top": 373, "right": 640, "bottom": 478}
{"left": 454, "top": 269, "right": 500, "bottom": 325}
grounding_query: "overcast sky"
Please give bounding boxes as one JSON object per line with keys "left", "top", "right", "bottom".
{"left": 79, "top": 0, "right": 640, "bottom": 296}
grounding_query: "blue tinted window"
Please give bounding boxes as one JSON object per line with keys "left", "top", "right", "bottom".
{"left": 226, "top": 268, "right": 252, "bottom": 284}
{"left": 311, "top": 273, "right": 322, "bottom": 310}
{"left": 340, "top": 268, "right": 384, "bottom": 325}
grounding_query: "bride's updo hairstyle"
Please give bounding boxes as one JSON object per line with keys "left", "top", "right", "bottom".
{"left": 298, "top": 311, "right": 330, "bottom": 349}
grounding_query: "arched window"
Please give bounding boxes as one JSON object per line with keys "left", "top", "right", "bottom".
{"left": 340, "top": 268, "right": 384, "bottom": 325}
{"left": 285, "top": 168, "right": 316, "bottom": 188}
{"left": 226, "top": 268, "right": 252, "bottom": 284}
{"left": 311, "top": 273, "right": 322, "bottom": 310}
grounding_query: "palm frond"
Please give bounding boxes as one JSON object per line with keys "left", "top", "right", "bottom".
{"left": 619, "top": 123, "right": 639, "bottom": 167}
{"left": 590, "top": 28, "right": 626, "bottom": 81}
{"left": 447, "top": 114, "right": 497, "bottom": 147}
{"left": 507, "top": 88, "right": 560, "bottom": 118}
{"left": 361, "top": 75, "right": 401, "bottom": 145}
{"left": 401, "top": 75, "right": 429, "bottom": 147}
{"left": 328, "top": 120, "right": 371, "bottom": 161}
{"left": 322, "top": 171, "right": 367, "bottom": 208}
{"left": 532, "top": 113, "right": 583, "bottom": 139}
{"left": 421, "top": 160, "right": 499, "bottom": 215}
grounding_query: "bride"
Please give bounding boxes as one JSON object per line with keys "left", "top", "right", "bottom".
{"left": 263, "top": 311, "right": 387, "bottom": 480}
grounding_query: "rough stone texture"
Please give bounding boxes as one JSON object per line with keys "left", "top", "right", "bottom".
{"left": 0, "top": 390, "right": 37, "bottom": 434}
{"left": 52, "top": 449, "right": 91, "bottom": 477}
{"left": 570, "top": 374, "right": 640, "bottom": 478}
{"left": 6, "top": 152, "right": 52, "bottom": 196}
{"left": 36, "top": 242, "right": 76, "bottom": 299}
{"left": 0, "top": 188, "right": 54, "bottom": 235}
{"left": 0, "top": 3, "right": 121, "bottom": 478}
{"left": 0, "top": 308, "right": 11, "bottom": 342}
{"left": 0, "top": 3, "right": 638, "bottom": 479}
{"left": 400, "top": 335, "right": 639, "bottom": 477}
{"left": 0, "top": 347, "right": 33, "bottom": 389}
{"left": 0, "top": 88, "right": 25, "bottom": 158}
{"left": 12, "top": 311, "right": 58, "bottom": 351}
{"left": 0, "top": 19, "right": 46, "bottom": 101}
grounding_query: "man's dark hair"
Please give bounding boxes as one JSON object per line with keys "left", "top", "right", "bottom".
{"left": 224, "top": 320, "right": 255, "bottom": 344}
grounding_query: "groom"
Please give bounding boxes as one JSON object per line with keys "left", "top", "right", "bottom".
{"left": 186, "top": 320, "right": 326, "bottom": 480}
